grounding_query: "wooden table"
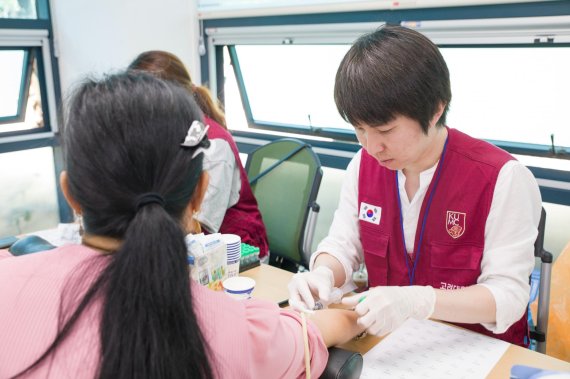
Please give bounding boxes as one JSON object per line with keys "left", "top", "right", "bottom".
{"left": 241, "top": 264, "right": 292, "bottom": 305}
{"left": 337, "top": 331, "right": 570, "bottom": 377}
{"left": 243, "top": 264, "right": 570, "bottom": 377}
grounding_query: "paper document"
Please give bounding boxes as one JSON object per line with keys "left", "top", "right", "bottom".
{"left": 360, "top": 319, "right": 509, "bottom": 379}
{"left": 34, "top": 224, "right": 81, "bottom": 247}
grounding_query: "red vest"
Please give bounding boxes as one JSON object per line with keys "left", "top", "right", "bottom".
{"left": 358, "top": 128, "right": 528, "bottom": 346}
{"left": 204, "top": 117, "right": 269, "bottom": 258}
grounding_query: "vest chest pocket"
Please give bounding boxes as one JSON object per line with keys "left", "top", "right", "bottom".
{"left": 360, "top": 222, "right": 389, "bottom": 286}
{"left": 429, "top": 241, "right": 483, "bottom": 290}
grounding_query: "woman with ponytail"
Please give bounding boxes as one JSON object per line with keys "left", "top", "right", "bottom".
{"left": 129, "top": 51, "right": 269, "bottom": 260}
{"left": 0, "top": 72, "right": 362, "bottom": 378}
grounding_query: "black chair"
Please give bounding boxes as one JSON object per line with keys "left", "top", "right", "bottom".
{"left": 529, "top": 207, "right": 553, "bottom": 354}
{"left": 322, "top": 347, "right": 363, "bottom": 379}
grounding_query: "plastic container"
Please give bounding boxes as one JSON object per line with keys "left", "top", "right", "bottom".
{"left": 222, "top": 276, "right": 256, "bottom": 300}
{"left": 239, "top": 243, "right": 260, "bottom": 271}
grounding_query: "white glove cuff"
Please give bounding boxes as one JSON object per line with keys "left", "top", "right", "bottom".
{"left": 411, "top": 285, "right": 436, "bottom": 320}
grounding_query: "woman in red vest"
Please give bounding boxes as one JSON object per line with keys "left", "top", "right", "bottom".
{"left": 288, "top": 25, "right": 542, "bottom": 347}
{"left": 129, "top": 51, "right": 268, "bottom": 259}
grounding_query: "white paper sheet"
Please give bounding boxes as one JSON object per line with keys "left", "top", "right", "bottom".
{"left": 33, "top": 224, "right": 80, "bottom": 247}
{"left": 360, "top": 319, "right": 509, "bottom": 379}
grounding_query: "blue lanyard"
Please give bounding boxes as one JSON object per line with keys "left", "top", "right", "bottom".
{"left": 395, "top": 136, "right": 449, "bottom": 285}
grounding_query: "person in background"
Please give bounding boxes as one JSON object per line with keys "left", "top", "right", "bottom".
{"left": 129, "top": 50, "right": 269, "bottom": 259}
{"left": 288, "top": 25, "right": 542, "bottom": 347}
{"left": 0, "top": 72, "right": 363, "bottom": 378}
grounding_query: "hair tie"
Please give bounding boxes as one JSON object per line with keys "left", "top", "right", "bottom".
{"left": 135, "top": 193, "right": 166, "bottom": 211}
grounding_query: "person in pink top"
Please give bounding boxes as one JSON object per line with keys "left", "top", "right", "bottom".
{"left": 128, "top": 50, "right": 269, "bottom": 259}
{"left": 0, "top": 72, "right": 361, "bottom": 378}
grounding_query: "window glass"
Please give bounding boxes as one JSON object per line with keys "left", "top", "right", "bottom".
{"left": 442, "top": 46, "right": 570, "bottom": 147}
{"left": 0, "top": 147, "right": 59, "bottom": 238}
{"left": 235, "top": 45, "right": 351, "bottom": 130}
{"left": 0, "top": 0, "right": 37, "bottom": 19}
{"left": 228, "top": 44, "right": 570, "bottom": 152}
{"left": 0, "top": 52, "right": 45, "bottom": 132}
{"left": 224, "top": 47, "right": 249, "bottom": 131}
{"left": 0, "top": 49, "right": 26, "bottom": 119}
{"left": 515, "top": 155, "right": 570, "bottom": 171}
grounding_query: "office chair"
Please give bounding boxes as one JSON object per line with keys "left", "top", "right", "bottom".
{"left": 529, "top": 206, "right": 553, "bottom": 354}
{"left": 322, "top": 347, "right": 363, "bottom": 379}
{"left": 245, "top": 138, "right": 322, "bottom": 272}
{"left": 1, "top": 235, "right": 56, "bottom": 256}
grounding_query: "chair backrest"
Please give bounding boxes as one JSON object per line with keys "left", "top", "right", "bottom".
{"left": 530, "top": 206, "right": 553, "bottom": 354}
{"left": 245, "top": 138, "right": 322, "bottom": 269}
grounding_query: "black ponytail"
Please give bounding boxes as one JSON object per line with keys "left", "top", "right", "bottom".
{"left": 16, "top": 73, "right": 214, "bottom": 379}
{"left": 98, "top": 202, "right": 211, "bottom": 378}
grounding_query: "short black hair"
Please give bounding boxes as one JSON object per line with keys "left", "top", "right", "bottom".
{"left": 334, "top": 25, "right": 451, "bottom": 133}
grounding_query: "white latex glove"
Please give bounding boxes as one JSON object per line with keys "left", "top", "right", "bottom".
{"left": 342, "top": 286, "right": 436, "bottom": 336}
{"left": 288, "top": 266, "right": 341, "bottom": 311}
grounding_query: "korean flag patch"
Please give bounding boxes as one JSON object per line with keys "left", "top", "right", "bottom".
{"left": 359, "top": 202, "right": 381, "bottom": 225}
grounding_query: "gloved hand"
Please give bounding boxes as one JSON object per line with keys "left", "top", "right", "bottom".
{"left": 288, "top": 266, "right": 341, "bottom": 312}
{"left": 342, "top": 286, "right": 436, "bottom": 336}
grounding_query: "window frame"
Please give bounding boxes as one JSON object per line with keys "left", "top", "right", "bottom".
{"left": 208, "top": 22, "right": 379, "bottom": 141}
{"left": 226, "top": 44, "right": 360, "bottom": 140}
{"left": 201, "top": 3, "right": 570, "bottom": 206}
{"left": 206, "top": 15, "right": 570, "bottom": 160}
{"left": 0, "top": 29, "right": 59, "bottom": 141}
{"left": 0, "top": 48, "right": 32, "bottom": 124}
{"left": 0, "top": 1, "right": 71, "bottom": 226}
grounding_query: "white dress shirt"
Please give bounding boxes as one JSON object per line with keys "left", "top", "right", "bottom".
{"left": 196, "top": 139, "right": 241, "bottom": 233}
{"left": 311, "top": 149, "right": 542, "bottom": 333}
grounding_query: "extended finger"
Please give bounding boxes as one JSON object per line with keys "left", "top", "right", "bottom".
{"left": 353, "top": 297, "right": 372, "bottom": 316}
{"left": 315, "top": 280, "right": 331, "bottom": 303}
{"left": 329, "top": 288, "right": 343, "bottom": 304}
{"left": 356, "top": 314, "right": 374, "bottom": 330}
{"left": 341, "top": 291, "right": 369, "bottom": 307}
{"left": 367, "top": 317, "right": 388, "bottom": 336}
{"left": 357, "top": 305, "right": 381, "bottom": 330}
{"left": 289, "top": 297, "right": 310, "bottom": 312}
{"left": 296, "top": 279, "right": 316, "bottom": 310}
{"left": 288, "top": 285, "right": 307, "bottom": 310}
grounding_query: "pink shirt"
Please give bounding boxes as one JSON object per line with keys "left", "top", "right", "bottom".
{"left": 0, "top": 245, "right": 327, "bottom": 378}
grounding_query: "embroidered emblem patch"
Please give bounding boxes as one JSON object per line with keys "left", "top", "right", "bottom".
{"left": 446, "top": 210, "right": 466, "bottom": 239}
{"left": 359, "top": 202, "right": 381, "bottom": 225}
